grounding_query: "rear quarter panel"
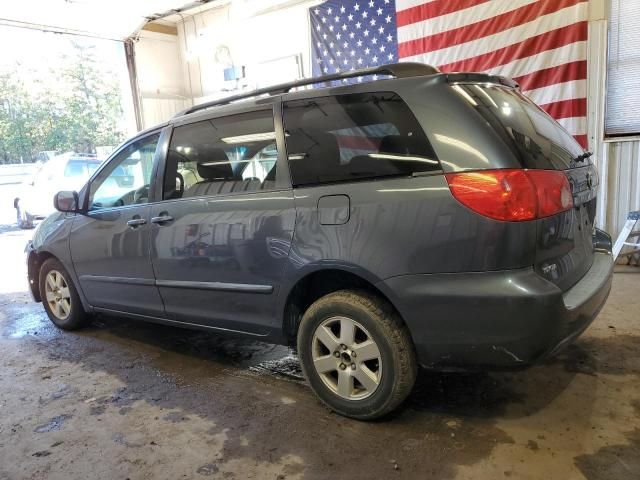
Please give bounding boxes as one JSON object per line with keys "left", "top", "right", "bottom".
{"left": 284, "top": 175, "right": 536, "bottom": 283}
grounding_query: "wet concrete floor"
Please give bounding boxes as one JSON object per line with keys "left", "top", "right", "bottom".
{"left": 0, "top": 221, "right": 639, "bottom": 479}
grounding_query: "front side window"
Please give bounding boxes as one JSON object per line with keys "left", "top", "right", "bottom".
{"left": 162, "top": 109, "right": 278, "bottom": 200}
{"left": 283, "top": 92, "right": 439, "bottom": 187}
{"left": 88, "top": 134, "right": 159, "bottom": 210}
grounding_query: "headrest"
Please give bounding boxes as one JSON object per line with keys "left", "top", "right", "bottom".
{"left": 196, "top": 148, "right": 233, "bottom": 179}
{"left": 379, "top": 135, "right": 425, "bottom": 156}
{"left": 287, "top": 131, "right": 340, "bottom": 162}
{"left": 347, "top": 154, "right": 399, "bottom": 177}
{"left": 287, "top": 131, "right": 341, "bottom": 185}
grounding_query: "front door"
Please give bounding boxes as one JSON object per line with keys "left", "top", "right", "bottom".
{"left": 149, "top": 107, "right": 295, "bottom": 334}
{"left": 70, "top": 132, "right": 165, "bottom": 317}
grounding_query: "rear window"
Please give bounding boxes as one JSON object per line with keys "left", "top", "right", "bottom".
{"left": 283, "top": 92, "right": 439, "bottom": 187}
{"left": 456, "top": 84, "right": 586, "bottom": 169}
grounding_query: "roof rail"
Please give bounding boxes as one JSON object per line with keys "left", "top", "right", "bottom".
{"left": 174, "top": 62, "right": 439, "bottom": 118}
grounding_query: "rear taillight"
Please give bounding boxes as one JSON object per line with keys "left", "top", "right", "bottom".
{"left": 445, "top": 169, "right": 573, "bottom": 222}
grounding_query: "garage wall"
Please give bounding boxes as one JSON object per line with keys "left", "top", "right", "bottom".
{"left": 174, "top": 0, "right": 319, "bottom": 103}
{"left": 597, "top": 140, "right": 640, "bottom": 236}
{"left": 587, "top": 0, "right": 640, "bottom": 236}
{"left": 135, "top": 29, "right": 191, "bottom": 128}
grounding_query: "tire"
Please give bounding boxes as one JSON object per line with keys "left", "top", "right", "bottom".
{"left": 15, "top": 200, "right": 34, "bottom": 229}
{"left": 297, "top": 290, "right": 417, "bottom": 420}
{"left": 39, "top": 258, "right": 88, "bottom": 330}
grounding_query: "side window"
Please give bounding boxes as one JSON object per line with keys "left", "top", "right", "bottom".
{"left": 283, "top": 92, "right": 439, "bottom": 187}
{"left": 88, "top": 134, "right": 160, "bottom": 210}
{"left": 162, "top": 109, "right": 278, "bottom": 200}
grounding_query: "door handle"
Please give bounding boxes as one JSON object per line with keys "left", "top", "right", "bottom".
{"left": 126, "top": 217, "right": 147, "bottom": 228}
{"left": 150, "top": 214, "right": 174, "bottom": 225}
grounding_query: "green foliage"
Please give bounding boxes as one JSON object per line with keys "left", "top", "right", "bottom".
{"left": 0, "top": 41, "right": 126, "bottom": 164}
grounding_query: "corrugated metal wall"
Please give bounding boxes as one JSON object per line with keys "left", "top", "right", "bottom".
{"left": 595, "top": 139, "right": 640, "bottom": 236}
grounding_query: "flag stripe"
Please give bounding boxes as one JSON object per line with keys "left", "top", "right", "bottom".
{"left": 555, "top": 116, "right": 587, "bottom": 135}
{"left": 397, "top": 0, "right": 488, "bottom": 27}
{"left": 399, "top": 0, "right": 583, "bottom": 57}
{"left": 574, "top": 135, "right": 588, "bottom": 149}
{"left": 515, "top": 60, "right": 587, "bottom": 92}
{"left": 398, "top": 0, "right": 536, "bottom": 43}
{"left": 401, "top": 3, "right": 587, "bottom": 65}
{"left": 540, "top": 98, "right": 587, "bottom": 121}
{"left": 434, "top": 21, "right": 588, "bottom": 74}
{"left": 484, "top": 42, "right": 586, "bottom": 81}
{"left": 524, "top": 79, "right": 586, "bottom": 106}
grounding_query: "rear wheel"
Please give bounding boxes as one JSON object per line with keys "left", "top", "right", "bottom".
{"left": 39, "top": 258, "right": 88, "bottom": 330}
{"left": 297, "top": 290, "right": 417, "bottom": 420}
{"left": 15, "top": 200, "right": 34, "bottom": 229}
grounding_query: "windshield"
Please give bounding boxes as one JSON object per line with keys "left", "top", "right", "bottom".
{"left": 457, "top": 84, "right": 586, "bottom": 170}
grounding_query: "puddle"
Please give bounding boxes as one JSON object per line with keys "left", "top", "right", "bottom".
{"left": 249, "top": 353, "right": 304, "bottom": 383}
{"left": 5, "top": 311, "right": 54, "bottom": 339}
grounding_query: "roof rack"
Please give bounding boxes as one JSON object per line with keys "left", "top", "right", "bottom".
{"left": 175, "top": 62, "right": 439, "bottom": 118}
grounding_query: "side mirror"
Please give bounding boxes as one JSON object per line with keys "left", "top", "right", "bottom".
{"left": 54, "top": 191, "right": 80, "bottom": 213}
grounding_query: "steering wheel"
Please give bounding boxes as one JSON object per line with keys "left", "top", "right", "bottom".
{"left": 133, "top": 185, "right": 150, "bottom": 204}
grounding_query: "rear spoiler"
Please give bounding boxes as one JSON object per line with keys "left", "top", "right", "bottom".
{"left": 445, "top": 73, "right": 519, "bottom": 90}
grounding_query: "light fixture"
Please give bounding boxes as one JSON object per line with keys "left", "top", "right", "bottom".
{"left": 221, "top": 132, "right": 276, "bottom": 144}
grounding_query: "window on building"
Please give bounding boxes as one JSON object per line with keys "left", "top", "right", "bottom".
{"left": 606, "top": 0, "right": 640, "bottom": 136}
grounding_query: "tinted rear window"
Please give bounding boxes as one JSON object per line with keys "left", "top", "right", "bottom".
{"left": 283, "top": 92, "right": 439, "bottom": 187}
{"left": 456, "top": 84, "right": 586, "bottom": 169}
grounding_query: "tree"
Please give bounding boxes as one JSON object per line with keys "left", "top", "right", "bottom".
{"left": 0, "top": 38, "right": 127, "bottom": 163}
{"left": 58, "top": 41, "right": 125, "bottom": 153}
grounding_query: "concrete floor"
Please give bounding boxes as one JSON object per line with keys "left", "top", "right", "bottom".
{"left": 0, "top": 197, "right": 639, "bottom": 479}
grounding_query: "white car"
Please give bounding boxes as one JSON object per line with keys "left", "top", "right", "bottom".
{"left": 14, "top": 153, "right": 103, "bottom": 228}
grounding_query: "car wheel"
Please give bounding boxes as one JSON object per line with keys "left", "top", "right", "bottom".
{"left": 39, "top": 258, "right": 88, "bottom": 330}
{"left": 297, "top": 290, "right": 417, "bottom": 420}
{"left": 16, "top": 200, "right": 34, "bottom": 229}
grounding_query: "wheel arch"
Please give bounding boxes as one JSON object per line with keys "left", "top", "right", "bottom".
{"left": 28, "top": 248, "right": 90, "bottom": 313}
{"left": 279, "top": 265, "right": 409, "bottom": 346}
{"left": 27, "top": 250, "right": 57, "bottom": 302}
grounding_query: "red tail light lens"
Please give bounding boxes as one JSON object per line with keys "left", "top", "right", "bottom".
{"left": 445, "top": 169, "right": 573, "bottom": 222}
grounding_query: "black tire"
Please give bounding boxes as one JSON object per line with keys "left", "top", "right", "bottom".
{"left": 39, "top": 258, "right": 88, "bottom": 330}
{"left": 297, "top": 290, "right": 417, "bottom": 420}
{"left": 16, "top": 201, "right": 34, "bottom": 229}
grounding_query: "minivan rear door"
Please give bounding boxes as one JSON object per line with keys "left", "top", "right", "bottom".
{"left": 148, "top": 105, "right": 296, "bottom": 335}
{"left": 449, "top": 83, "right": 597, "bottom": 291}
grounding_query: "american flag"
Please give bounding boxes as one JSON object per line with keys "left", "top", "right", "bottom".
{"left": 310, "top": 0, "right": 588, "bottom": 148}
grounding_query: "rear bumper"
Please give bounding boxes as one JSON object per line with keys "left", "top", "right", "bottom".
{"left": 377, "top": 251, "right": 614, "bottom": 370}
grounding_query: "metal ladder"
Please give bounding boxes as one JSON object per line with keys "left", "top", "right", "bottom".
{"left": 613, "top": 211, "right": 640, "bottom": 263}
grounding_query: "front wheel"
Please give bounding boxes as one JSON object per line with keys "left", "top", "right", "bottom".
{"left": 39, "top": 258, "right": 88, "bottom": 330}
{"left": 297, "top": 290, "right": 417, "bottom": 420}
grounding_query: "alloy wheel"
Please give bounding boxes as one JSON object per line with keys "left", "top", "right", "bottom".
{"left": 311, "top": 316, "right": 382, "bottom": 400}
{"left": 44, "top": 270, "right": 72, "bottom": 321}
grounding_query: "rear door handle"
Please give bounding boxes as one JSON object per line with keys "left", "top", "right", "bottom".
{"left": 126, "top": 217, "right": 147, "bottom": 228}
{"left": 151, "top": 214, "right": 174, "bottom": 225}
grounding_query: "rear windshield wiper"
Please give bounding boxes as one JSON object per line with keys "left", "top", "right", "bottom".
{"left": 574, "top": 151, "right": 593, "bottom": 163}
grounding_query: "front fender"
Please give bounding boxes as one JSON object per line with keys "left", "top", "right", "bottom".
{"left": 28, "top": 213, "right": 90, "bottom": 312}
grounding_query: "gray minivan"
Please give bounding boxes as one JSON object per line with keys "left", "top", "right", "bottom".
{"left": 26, "top": 63, "right": 613, "bottom": 419}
